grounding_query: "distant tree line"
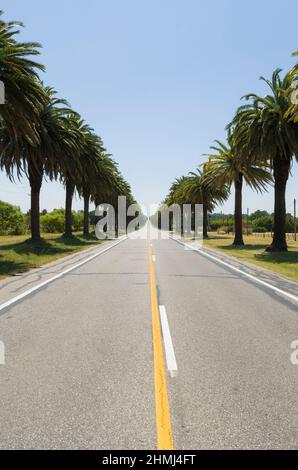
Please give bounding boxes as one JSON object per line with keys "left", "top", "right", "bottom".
{"left": 209, "top": 211, "right": 296, "bottom": 234}
{"left": 0, "top": 200, "right": 87, "bottom": 235}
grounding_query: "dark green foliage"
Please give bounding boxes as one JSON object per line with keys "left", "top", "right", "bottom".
{"left": 0, "top": 200, "right": 26, "bottom": 235}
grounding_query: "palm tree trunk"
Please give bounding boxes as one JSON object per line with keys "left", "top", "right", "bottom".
{"left": 83, "top": 190, "right": 90, "bottom": 236}
{"left": 64, "top": 179, "right": 75, "bottom": 237}
{"left": 266, "top": 159, "right": 290, "bottom": 252}
{"left": 28, "top": 160, "right": 43, "bottom": 242}
{"left": 233, "top": 173, "right": 244, "bottom": 246}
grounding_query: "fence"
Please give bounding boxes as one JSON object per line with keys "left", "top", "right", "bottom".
{"left": 251, "top": 232, "right": 297, "bottom": 241}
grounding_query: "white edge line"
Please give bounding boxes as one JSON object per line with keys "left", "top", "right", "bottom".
{"left": 170, "top": 236, "right": 298, "bottom": 304}
{"left": 159, "top": 305, "right": 178, "bottom": 378}
{"left": 0, "top": 236, "right": 127, "bottom": 313}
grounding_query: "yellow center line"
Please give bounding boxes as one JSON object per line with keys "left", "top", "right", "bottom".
{"left": 148, "top": 240, "right": 174, "bottom": 450}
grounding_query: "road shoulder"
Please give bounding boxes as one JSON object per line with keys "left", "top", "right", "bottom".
{"left": 172, "top": 236, "right": 298, "bottom": 299}
{"left": 0, "top": 239, "right": 117, "bottom": 307}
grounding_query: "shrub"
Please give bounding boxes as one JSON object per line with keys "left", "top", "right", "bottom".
{"left": 72, "top": 211, "right": 83, "bottom": 231}
{"left": 41, "top": 209, "right": 83, "bottom": 233}
{"left": 253, "top": 227, "right": 268, "bottom": 233}
{"left": 0, "top": 200, "right": 26, "bottom": 235}
{"left": 250, "top": 210, "right": 270, "bottom": 221}
{"left": 252, "top": 215, "right": 273, "bottom": 232}
{"left": 209, "top": 221, "right": 222, "bottom": 231}
{"left": 41, "top": 210, "right": 64, "bottom": 233}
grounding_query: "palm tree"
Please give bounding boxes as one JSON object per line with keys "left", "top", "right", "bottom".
{"left": 231, "top": 69, "right": 298, "bottom": 251}
{"left": 286, "top": 52, "right": 298, "bottom": 122}
{"left": 92, "top": 160, "right": 134, "bottom": 236}
{"left": 163, "top": 174, "right": 228, "bottom": 238}
{"left": 205, "top": 133, "right": 272, "bottom": 245}
{"left": 58, "top": 116, "right": 88, "bottom": 238}
{"left": 111, "top": 173, "right": 135, "bottom": 235}
{"left": 0, "top": 11, "right": 46, "bottom": 144}
{"left": 0, "top": 10, "right": 47, "bottom": 240}
{"left": 76, "top": 134, "right": 106, "bottom": 237}
{"left": 81, "top": 151, "right": 104, "bottom": 237}
{"left": 93, "top": 157, "right": 118, "bottom": 206}
{"left": 185, "top": 168, "right": 229, "bottom": 239}
{"left": 163, "top": 177, "right": 190, "bottom": 232}
{"left": 1, "top": 87, "right": 80, "bottom": 240}
{"left": 164, "top": 177, "right": 191, "bottom": 206}
{"left": 34, "top": 90, "right": 80, "bottom": 241}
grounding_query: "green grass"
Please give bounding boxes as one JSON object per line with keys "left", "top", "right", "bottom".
{"left": 0, "top": 232, "right": 104, "bottom": 279}
{"left": 203, "top": 233, "right": 298, "bottom": 282}
{"left": 2, "top": 231, "right": 297, "bottom": 282}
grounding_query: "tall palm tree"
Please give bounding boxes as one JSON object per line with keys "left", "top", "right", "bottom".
{"left": 59, "top": 116, "right": 88, "bottom": 238}
{"left": 81, "top": 150, "right": 105, "bottom": 237}
{"left": 163, "top": 177, "right": 191, "bottom": 232}
{"left": 0, "top": 11, "right": 46, "bottom": 145}
{"left": 0, "top": 10, "right": 47, "bottom": 239}
{"left": 76, "top": 135, "right": 107, "bottom": 237}
{"left": 109, "top": 173, "right": 135, "bottom": 235}
{"left": 185, "top": 168, "right": 229, "bottom": 239}
{"left": 163, "top": 174, "right": 228, "bottom": 238}
{"left": 1, "top": 87, "right": 80, "bottom": 240}
{"left": 286, "top": 52, "right": 298, "bottom": 121}
{"left": 231, "top": 69, "right": 298, "bottom": 251}
{"left": 93, "top": 157, "right": 120, "bottom": 207}
{"left": 164, "top": 177, "right": 191, "bottom": 206}
{"left": 205, "top": 133, "right": 272, "bottom": 245}
{"left": 92, "top": 160, "right": 134, "bottom": 236}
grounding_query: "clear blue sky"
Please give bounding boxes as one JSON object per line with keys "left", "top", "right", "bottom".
{"left": 0, "top": 0, "right": 297, "bottom": 215}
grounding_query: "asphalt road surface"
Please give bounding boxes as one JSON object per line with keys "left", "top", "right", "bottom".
{"left": 0, "top": 226, "right": 298, "bottom": 449}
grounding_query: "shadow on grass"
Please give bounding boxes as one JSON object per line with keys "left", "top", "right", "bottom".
{"left": 0, "top": 238, "right": 72, "bottom": 255}
{"left": 0, "top": 234, "right": 101, "bottom": 277}
{"left": 255, "top": 251, "right": 298, "bottom": 265}
{"left": 220, "top": 243, "right": 268, "bottom": 252}
{"left": 213, "top": 242, "right": 298, "bottom": 265}
{"left": 0, "top": 256, "right": 29, "bottom": 277}
{"left": 0, "top": 235, "right": 99, "bottom": 254}
{"left": 57, "top": 233, "right": 98, "bottom": 245}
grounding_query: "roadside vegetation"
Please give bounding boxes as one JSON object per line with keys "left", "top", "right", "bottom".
{"left": 0, "top": 11, "right": 135, "bottom": 245}
{"left": 204, "top": 234, "right": 298, "bottom": 282}
{"left": 0, "top": 11, "right": 138, "bottom": 278}
{"left": 0, "top": 200, "right": 105, "bottom": 279}
{"left": 208, "top": 210, "right": 296, "bottom": 236}
{"left": 0, "top": 232, "right": 103, "bottom": 279}
{"left": 1, "top": 10, "right": 298, "bottom": 281}
{"left": 0, "top": 200, "right": 86, "bottom": 236}
{"left": 161, "top": 61, "right": 298, "bottom": 259}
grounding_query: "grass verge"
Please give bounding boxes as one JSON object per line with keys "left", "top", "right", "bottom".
{"left": 0, "top": 232, "right": 104, "bottom": 279}
{"left": 203, "top": 234, "right": 298, "bottom": 282}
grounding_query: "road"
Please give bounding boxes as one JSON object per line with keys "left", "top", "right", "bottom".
{"left": 0, "top": 226, "right": 298, "bottom": 449}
